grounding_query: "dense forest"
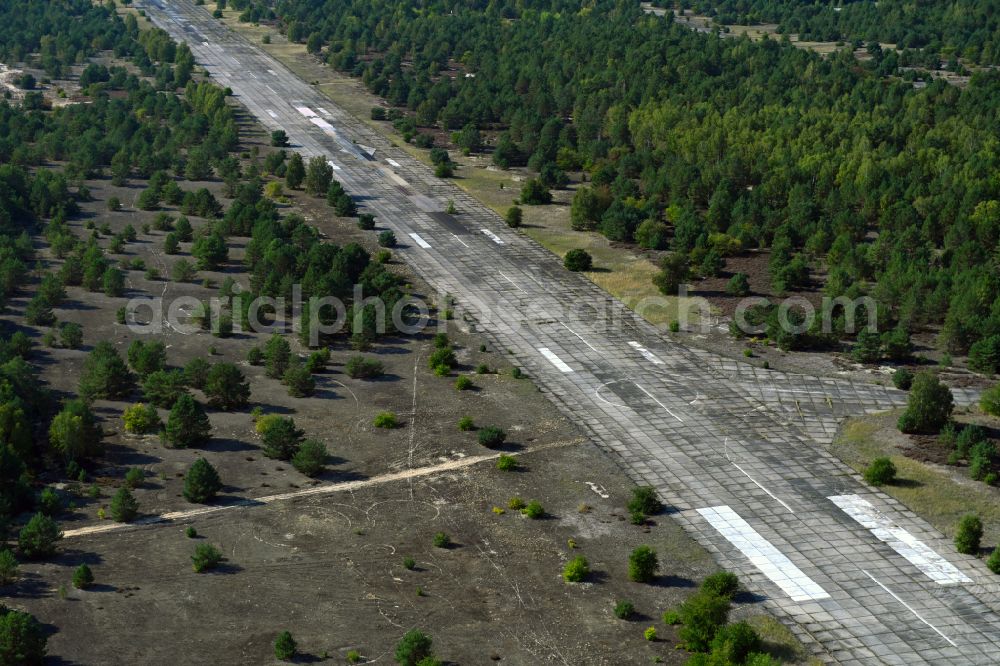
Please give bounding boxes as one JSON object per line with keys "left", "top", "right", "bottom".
{"left": 679, "top": 0, "right": 1000, "bottom": 67}
{"left": 234, "top": 0, "right": 1000, "bottom": 364}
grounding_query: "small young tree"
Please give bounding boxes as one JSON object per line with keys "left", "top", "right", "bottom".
{"left": 191, "top": 543, "right": 223, "bottom": 572}
{"left": 204, "top": 363, "right": 250, "bottom": 410}
{"left": 701, "top": 571, "right": 740, "bottom": 599}
{"left": 49, "top": 400, "right": 104, "bottom": 460}
{"left": 183, "top": 458, "right": 222, "bottom": 503}
{"left": 394, "top": 629, "right": 433, "bottom": 666}
{"left": 477, "top": 426, "right": 507, "bottom": 448}
{"left": 163, "top": 394, "right": 211, "bottom": 448}
{"left": 261, "top": 417, "right": 304, "bottom": 460}
{"left": 505, "top": 206, "right": 523, "bottom": 228}
{"left": 285, "top": 152, "right": 305, "bottom": 189}
{"left": 274, "top": 631, "right": 296, "bottom": 661}
{"left": 981, "top": 384, "right": 1000, "bottom": 417}
{"left": 142, "top": 369, "right": 189, "bottom": 408}
{"left": 863, "top": 457, "right": 897, "bottom": 486}
{"left": 183, "top": 357, "right": 212, "bottom": 389}
{"left": 562, "top": 556, "right": 590, "bottom": 582}
{"left": 72, "top": 563, "right": 94, "bottom": 590}
{"left": 18, "top": 513, "right": 62, "bottom": 560}
{"left": 291, "top": 439, "right": 328, "bottom": 476}
{"left": 628, "top": 545, "right": 659, "bottom": 583}
{"left": 563, "top": 249, "right": 592, "bottom": 272}
{"left": 678, "top": 590, "right": 731, "bottom": 651}
{"left": 264, "top": 334, "right": 292, "bottom": 378}
{"left": 898, "top": 372, "right": 954, "bottom": 434}
{"left": 726, "top": 272, "right": 751, "bottom": 297}
{"left": 0, "top": 606, "right": 47, "bottom": 664}
{"left": 283, "top": 362, "right": 315, "bottom": 397}
{"left": 955, "top": 514, "right": 983, "bottom": 555}
{"left": 110, "top": 487, "right": 139, "bottom": 523}
{"left": 79, "top": 341, "right": 134, "bottom": 400}
{"left": 0, "top": 549, "right": 19, "bottom": 585}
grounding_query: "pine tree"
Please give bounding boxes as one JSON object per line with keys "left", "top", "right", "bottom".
{"left": 183, "top": 458, "right": 222, "bottom": 503}
{"left": 164, "top": 394, "right": 211, "bottom": 448}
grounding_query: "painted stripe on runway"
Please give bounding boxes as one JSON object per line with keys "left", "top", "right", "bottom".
{"left": 266, "top": 110, "right": 278, "bottom": 119}
{"left": 628, "top": 341, "right": 664, "bottom": 365}
{"left": 481, "top": 229, "right": 504, "bottom": 245}
{"left": 327, "top": 161, "right": 341, "bottom": 171}
{"left": 317, "top": 107, "right": 330, "bottom": 116}
{"left": 862, "top": 570, "right": 958, "bottom": 647}
{"left": 267, "top": 69, "right": 277, "bottom": 75}
{"left": 310, "top": 117, "right": 335, "bottom": 132}
{"left": 830, "top": 495, "right": 971, "bottom": 585}
{"left": 408, "top": 233, "right": 432, "bottom": 249}
{"left": 698, "top": 505, "right": 830, "bottom": 602}
{"left": 451, "top": 234, "right": 469, "bottom": 248}
{"left": 295, "top": 106, "right": 317, "bottom": 117}
{"left": 538, "top": 348, "right": 573, "bottom": 373}
{"left": 386, "top": 158, "right": 401, "bottom": 168}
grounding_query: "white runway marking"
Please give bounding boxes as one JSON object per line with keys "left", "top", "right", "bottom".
{"left": 310, "top": 117, "right": 335, "bottom": 132}
{"left": 499, "top": 272, "right": 525, "bottom": 293}
{"left": 830, "top": 495, "right": 971, "bottom": 585}
{"left": 634, "top": 383, "right": 684, "bottom": 422}
{"left": 538, "top": 348, "right": 573, "bottom": 373}
{"left": 266, "top": 85, "right": 276, "bottom": 94}
{"left": 451, "top": 234, "right": 469, "bottom": 248}
{"left": 267, "top": 68, "right": 277, "bottom": 75}
{"left": 698, "top": 506, "right": 830, "bottom": 602}
{"left": 862, "top": 570, "right": 958, "bottom": 647}
{"left": 481, "top": 229, "right": 504, "bottom": 245}
{"left": 561, "top": 322, "right": 599, "bottom": 353}
{"left": 249, "top": 72, "right": 257, "bottom": 79}
{"left": 628, "top": 341, "right": 664, "bottom": 365}
{"left": 295, "top": 106, "right": 317, "bottom": 117}
{"left": 266, "top": 110, "right": 278, "bottom": 118}
{"left": 317, "top": 107, "right": 330, "bottom": 116}
{"left": 408, "top": 233, "right": 432, "bottom": 249}
{"left": 386, "top": 158, "right": 401, "bottom": 168}
{"left": 327, "top": 161, "right": 341, "bottom": 171}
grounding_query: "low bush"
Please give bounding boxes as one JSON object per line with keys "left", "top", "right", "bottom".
{"left": 521, "top": 500, "right": 544, "bottom": 519}
{"left": 863, "top": 457, "right": 897, "bottom": 486}
{"left": 191, "top": 543, "right": 223, "bottom": 572}
{"left": 495, "top": 454, "right": 517, "bottom": 471}
{"left": 432, "top": 532, "right": 450, "bottom": 548}
{"left": 345, "top": 355, "right": 384, "bottom": 379}
{"left": 613, "top": 600, "right": 634, "bottom": 620}
{"left": 955, "top": 514, "right": 983, "bottom": 555}
{"left": 562, "top": 556, "right": 589, "bottom": 582}
{"left": 477, "top": 426, "right": 507, "bottom": 448}
{"left": 374, "top": 412, "right": 398, "bottom": 428}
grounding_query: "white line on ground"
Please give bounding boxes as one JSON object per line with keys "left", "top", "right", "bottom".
{"left": 451, "top": 234, "right": 469, "bottom": 248}
{"left": 408, "top": 233, "right": 432, "bottom": 249}
{"left": 538, "top": 347, "right": 573, "bottom": 373}
{"left": 62, "top": 439, "right": 581, "bottom": 539}
{"left": 295, "top": 106, "right": 317, "bottom": 117}
{"left": 861, "top": 570, "right": 958, "bottom": 647}
{"left": 481, "top": 229, "right": 504, "bottom": 245}
{"left": 327, "top": 161, "right": 341, "bottom": 171}
{"left": 249, "top": 72, "right": 257, "bottom": 79}
{"left": 561, "top": 322, "right": 599, "bottom": 353}
{"left": 634, "top": 383, "right": 684, "bottom": 423}
{"left": 386, "top": 158, "right": 401, "bottom": 168}
{"left": 732, "top": 461, "right": 795, "bottom": 514}
{"left": 317, "top": 107, "right": 330, "bottom": 116}
{"left": 499, "top": 272, "right": 525, "bottom": 293}
{"left": 267, "top": 68, "right": 277, "bottom": 75}
{"left": 266, "top": 110, "right": 278, "bottom": 118}
{"left": 831, "top": 495, "right": 971, "bottom": 585}
{"left": 627, "top": 340, "right": 664, "bottom": 365}
{"left": 698, "top": 505, "right": 829, "bottom": 602}
{"left": 266, "top": 85, "right": 276, "bottom": 94}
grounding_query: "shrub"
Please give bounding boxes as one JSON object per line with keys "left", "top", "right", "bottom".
{"left": 183, "top": 458, "right": 222, "bottom": 503}
{"left": 969, "top": 334, "right": 1000, "bottom": 374}
{"left": 247, "top": 347, "right": 263, "bottom": 365}
{"left": 432, "top": 532, "right": 450, "bottom": 548}
{"left": 72, "top": 563, "right": 94, "bottom": 590}
{"left": 183, "top": 358, "right": 212, "bottom": 389}
{"left": 123, "top": 403, "right": 161, "bottom": 434}
{"left": 709, "top": 621, "right": 761, "bottom": 664}
{"left": 505, "top": 206, "right": 523, "bottom": 228}
{"left": 202, "top": 363, "right": 250, "bottom": 410}
{"left": 395, "top": 629, "right": 433, "bottom": 666}
{"left": 186, "top": 526, "right": 198, "bottom": 539}
{"left": 628, "top": 545, "right": 659, "bottom": 583}
{"left": 627, "top": 487, "right": 663, "bottom": 516}
{"left": 358, "top": 213, "right": 376, "bottom": 230}
{"left": 428, "top": 346, "right": 456, "bottom": 371}
{"left": 662, "top": 610, "right": 681, "bottom": 625}
{"left": 955, "top": 514, "right": 983, "bottom": 554}
{"left": 378, "top": 230, "right": 397, "bottom": 247}
{"left": 863, "top": 457, "right": 897, "bottom": 486}
{"left": 38, "top": 487, "right": 61, "bottom": 517}
{"left": 457, "top": 416, "right": 474, "bottom": 431}
{"left": 264, "top": 334, "right": 292, "bottom": 378}
{"left": 59, "top": 322, "right": 83, "bottom": 349}
{"left": 191, "top": 543, "right": 223, "bottom": 572}
{"left": 897, "top": 372, "right": 954, "bottom": 434}
{"left": 968, "top": 441, "right": 997, "bottom": 480}
{"left": 142, "top": 369, "right": 189, "bottom": 408}
{"left": 374, "top": 411, "right": 398, "bottom": 428}
{"left": 305, "top": 349, "right": 330, "bottom": 373}
{"left": 726, "top": 272, "right": 751, "bottom": 296}
{"left": 507, "top": 497, "right": 526, "bottom": 510}
{"left": 477, "top": 426, "right": 506, "bottom": 448}
{"left": 261, "top": 418, "right": 305, "bottom": 460}
{"left": 274, "top": 631, "right": 296, "bottom": 661}
{"left": 495, "top": 454, "right": 517, "bottom": 471}
{"left": 347, "top": 649, "right": 362, "bottom": 663}
{"left": 643, "top": 626, "right": 657, "bottom": 641}
{"left": 345, "top": 356, "right": 384, "bottom": 379}
{"left": 613, "top": 600, "right": 634, "bottom": 620}
{"left": 521, "top": 500, "right": 544, "bottom": 519}
{"left": 124, "top": 468, "right": 144, "bottom": 489}
{"left": 563, "top": 248, "right": 592, "bottom": 272}
{"left": 701, "top": 571, "right": 740, "bottom": 599}
{"left": 79, "top": 341, "right": 134, "bottom": 400}
{"left": 455, "top": 376, "right": 472, "bottom": 391}
{"left": 110, "top": 487, "right": 139, "bottom": 522}
{"left": 403, "top": 557, "right": 416, "bottom": 570}
{"left": 987, "top": 548, "right": 1000, "bottom": 574}
{"left": 562, "top": 556, "right": 589, "bottom": 582}
{"left": 678, "top": 590, "right": 731, "bottom": 651}
{"left": 892, "top": 368, "right": 914, "bottom": 391}
{"left": 981, "top": 384, "right": 1000, "bottom": 417}
{"left": 291, "top": 439, "right": 328, "bottom": 476}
